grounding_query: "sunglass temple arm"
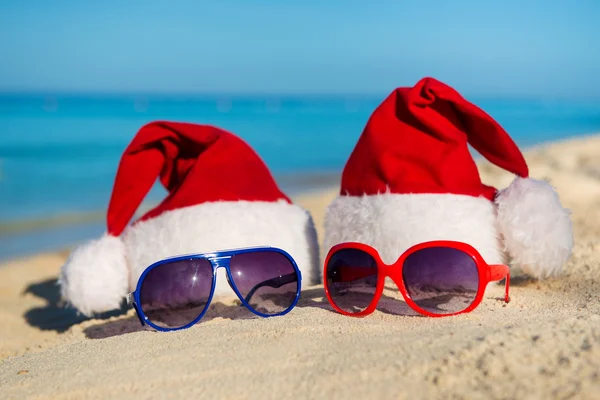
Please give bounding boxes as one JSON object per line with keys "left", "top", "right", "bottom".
{"left": 125, "top": 292, "right": 146, "bottom": 326}
{"left": 489, "top": 264, "right": 511, "bottom": 304}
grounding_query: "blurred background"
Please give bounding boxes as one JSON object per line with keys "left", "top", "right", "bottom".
{"left": 1, "top": 0, "right": 599, "bottom": 260}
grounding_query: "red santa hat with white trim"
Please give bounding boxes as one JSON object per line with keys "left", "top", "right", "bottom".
{"left": 60, "top": 121, "right": 319, "bottom": 316}
{"left": 324, "top": 77, "right": 573, "bottom": 278}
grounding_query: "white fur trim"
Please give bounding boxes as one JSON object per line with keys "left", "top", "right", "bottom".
{"left": 59, "top": 234, "right": 129, "bottom": 316}
{"left": 495, "top": 177, "right": 573, "bottom": 279}
{"left": 123, "top": 200, "right": 320, "bottom": 298}
{"left": 324, "top": 192, "right": 503, "bottom": 266}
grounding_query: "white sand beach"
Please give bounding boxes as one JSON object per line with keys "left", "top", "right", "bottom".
{"left": 0, "top": 135, "right": 599, "bottom": 399}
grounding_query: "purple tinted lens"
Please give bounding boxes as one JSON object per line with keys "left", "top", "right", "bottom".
{"left": 326, "top": 249, "right": 378, "bottom": 313}
{"left": 402, "top": 247, "right": 479, "bottom": 315}
{"left": 139, "top": 258, "right": 213, "bottom": 329}
{"left": 229, "top": 251, "right": 299, "bottom": 315}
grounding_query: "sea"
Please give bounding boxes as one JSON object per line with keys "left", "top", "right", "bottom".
{"left": 1, "top": 94, "right": 599, "bottom": 260}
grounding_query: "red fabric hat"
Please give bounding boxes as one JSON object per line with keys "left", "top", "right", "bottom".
{"left": 60, "top": 121, "right": 319, "bottom": 316}
{"left": 107, "top": 121, "right": 291, "bottom": 236}
{"left": 341, "top": 78, "right": 529, "bottom": 200}
{"left": 325, "top": 77, "right": 573, "bottom": 280}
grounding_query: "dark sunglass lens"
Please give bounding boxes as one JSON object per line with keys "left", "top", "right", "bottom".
{"left": 229, "top": 251, "right": 299, "bottom": 316}
{"left": 326, "top": 248, "right": 378, "bottom": 313}
{"left": 139, "top": 258, "right": 213, "bottom": 329}
{"left": 402, "top": 247, "right": 479, "bottom": 315}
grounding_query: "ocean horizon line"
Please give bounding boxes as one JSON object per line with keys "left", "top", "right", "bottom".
{"left": 1, "top": 91, "right": 387, "bottom": 100}
{"left": 2, "top": 90, "right": 600, "bottom": 103}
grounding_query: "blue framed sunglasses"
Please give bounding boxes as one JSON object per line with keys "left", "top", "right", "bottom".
{"left": 126, "top": 246, "right": 302, "bottom": 332}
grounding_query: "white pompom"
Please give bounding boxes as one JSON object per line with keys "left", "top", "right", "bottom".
{"left": 59, "top": 234, "right": 129, "bottom": 316}
{"left": 495, "top": 177, "right": 573, "bottom": 279}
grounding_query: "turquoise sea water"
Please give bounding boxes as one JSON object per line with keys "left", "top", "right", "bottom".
{"left": 1, "top": 94, "right": 599, "bottom": 260}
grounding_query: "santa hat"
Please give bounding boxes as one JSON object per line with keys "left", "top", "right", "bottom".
{"left": 324, "top": 77, "right": 573, "bottom": 279}
{"left": 60, "top": 121, "right": 320, "bottom": 316}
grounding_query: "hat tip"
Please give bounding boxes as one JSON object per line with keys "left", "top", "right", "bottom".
{"left": 495, "top": 177, "right": 573, "bottom": 278}
{"left": 59, "top": 234, "right": 129, "bottom": 316}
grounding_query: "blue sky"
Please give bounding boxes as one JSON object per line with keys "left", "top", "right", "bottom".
{"left": 0, "top": 0, "right": 599, "bottom": 97}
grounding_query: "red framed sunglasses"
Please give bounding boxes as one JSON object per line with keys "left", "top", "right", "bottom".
{"left": 324, "top": 241, "right": 510, "bottom": 318}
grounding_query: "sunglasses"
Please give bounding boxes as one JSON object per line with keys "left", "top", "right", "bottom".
{"left": 324, "top": 241, "right": 510, "bottom": 317}
{"left": 126, "top": 246, "right": 302, "bottom": 331}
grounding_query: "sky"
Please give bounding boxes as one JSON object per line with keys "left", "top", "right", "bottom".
{"left": 0, "top": 0, "right": 599, "bottom": 97}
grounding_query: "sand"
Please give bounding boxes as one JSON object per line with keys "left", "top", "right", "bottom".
{"left": 1, "top": 135, "right": 599, "bottom": 399}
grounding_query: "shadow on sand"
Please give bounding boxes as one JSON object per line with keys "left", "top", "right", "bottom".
{"left": 22, "top": 277, "right": 127, "bottom": 333}
{"left": 22, "top": 277, "right": 516, "bottom": 340}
